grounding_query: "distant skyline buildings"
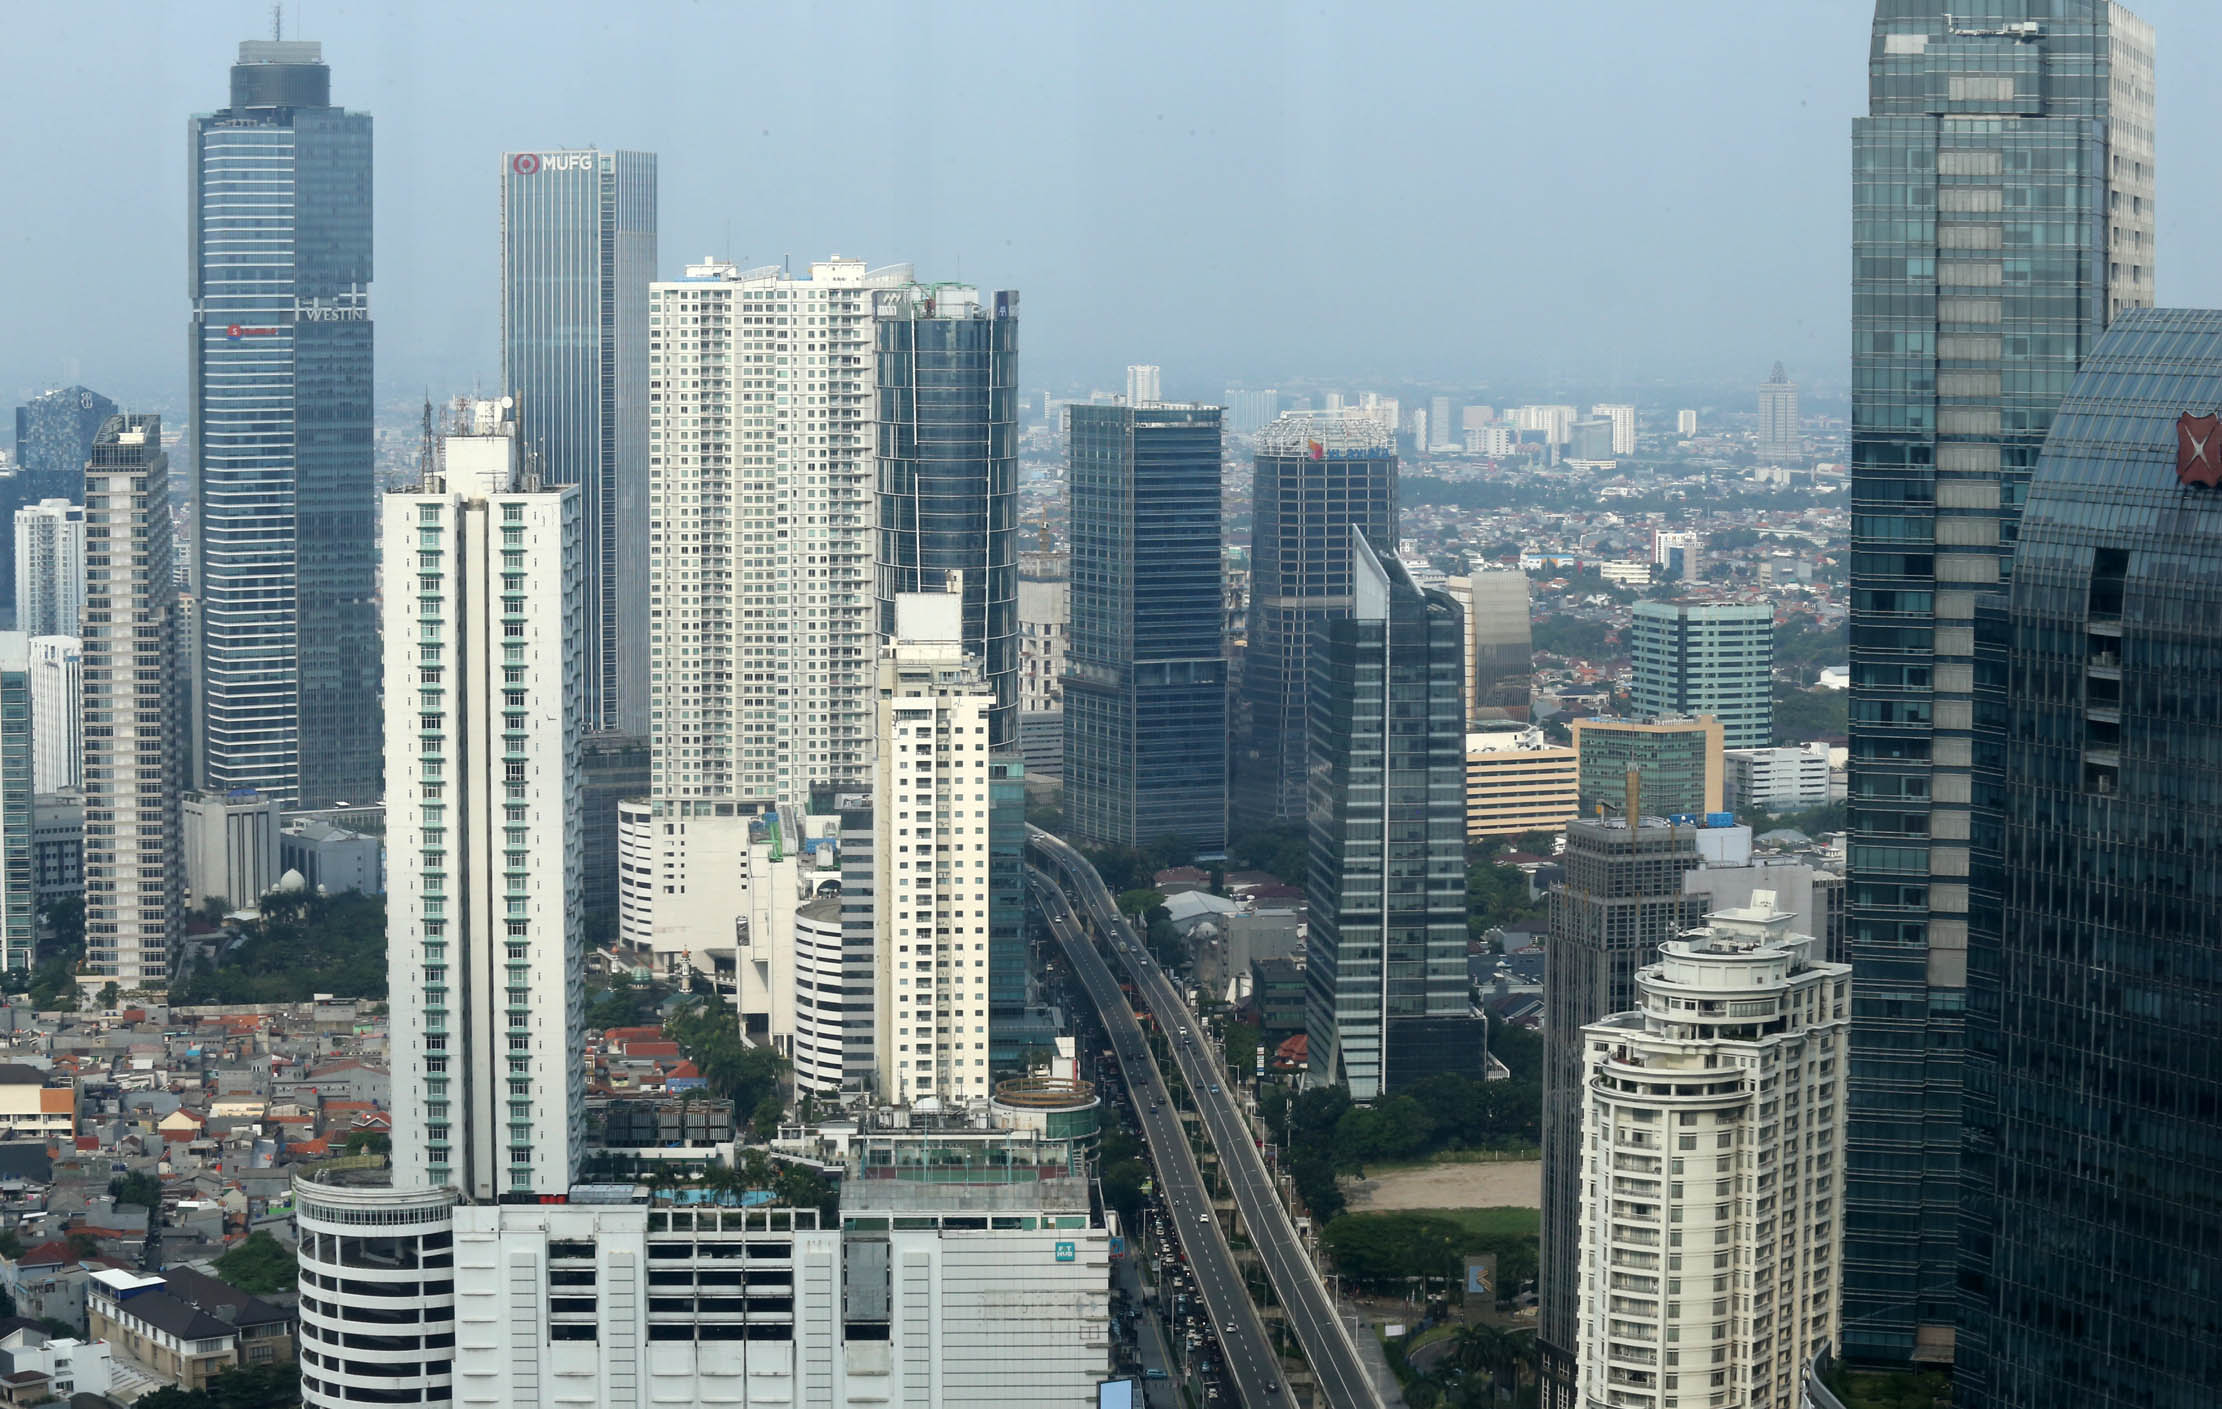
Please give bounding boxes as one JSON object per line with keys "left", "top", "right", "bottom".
{"left": 1124, "top": 363, "right": 1160, "bottom": 404}
{"left": 1756, "top": 361, "right": 1799, "bottom": 462}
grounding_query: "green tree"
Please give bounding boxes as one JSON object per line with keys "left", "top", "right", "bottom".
{"left": 212, "top": 1230, "right": 298, "bottom": 1296}
{"left": 1114, "top": 888, "right": 1166, "bottom": 921}
{"left": 133, "top": 1363, "right": 300, "bottom": 1409}
{"left": 169, "top": 892, "right": 389, "bottom": 1003}
{"left": 109, "top": 1171, "right": 163, "bottom": 1210}
{"left": 1773, "top": 679, "right": 1849, "bottom": 744}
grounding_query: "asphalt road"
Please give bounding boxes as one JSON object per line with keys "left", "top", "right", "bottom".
{"left": 1032, "top": 874, "right": 1287, "bottom": 1407}
{"left": 1030, "top": 829, "right": 1383, "bottom": 1409}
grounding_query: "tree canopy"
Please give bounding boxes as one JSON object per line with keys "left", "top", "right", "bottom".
{"left": 212, "top": 1230, "right": 298, "bottom": 1296}
{"left": 172, "top": 892, "right": 387, "bottom": 1003}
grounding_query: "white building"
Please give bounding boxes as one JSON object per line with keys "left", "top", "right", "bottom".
{"left": 13, "top": 498, "right": 83, "bottom": 639}
{"left": 1724, "top": 743, "right": 1838, "bottom": 814}
{"left": 0, "top": 1322, "right": 113, "bottom": 1401}
{"left": 27, "top": 635, "right": 80, "bottom": 793}
{"left": 181, "top": 789, "right": 281, "bottom": 911}
{"left": 1597, "top": 561, "right": 1653, "bottom": 587}
{"left": 791, "top": 890, "right": 850, "bottom": 1094}
{"left": 1512, "top": 403, "right": 1577, "bottom": 446}
{"left": 1589, "top": 403, "right": 1637, "bottom": 457}
{"left": 1677, "top": 409, "right": 1698, "bottom": 437}
{"left": 649, "top": 256, "right": 912, "bottom": 814}
{"left": 1018, "top": 556, "right": 1067, "bottom": 717}
{"left": 1124, "top": 363, "right": 1161, "bottom": 404}
{"left": 1466, "top": 425, "right": 1515, "bottom": 457}
{"left": 874, "top": 592, "right": 998, "bottom": 1106}
{"left": 1576, "top": 895, "right": 1849, "bottom": 1409}
{"left": 384, "top": 399, "right": 587, "bottom": 1201}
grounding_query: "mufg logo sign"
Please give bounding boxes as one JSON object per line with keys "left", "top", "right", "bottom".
{"left": 510, "top": 152, "right": 598, "bottom": 176}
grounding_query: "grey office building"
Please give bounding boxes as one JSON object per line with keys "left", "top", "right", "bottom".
{"left": 1235, "top": 410, "right": 1397, "bottom": 826}
{"left": 502, "top": 148, "right": 657, "bottom": 734}
{"left": 1629, "top": 599, "right": 1773, "bottom": 749}
{"left": 1063, "top": 403, "right": 1227, "bottom": 853}
{"left": 189, "top": 40, "right": 377, "bottom": 808}
{"left": 1303, "top": 533, "right": 1479, "bottom": 1100}
{"left": 873, "top": 283, "right": 1019, "bottom": 747}
{"left": 1757, "top": 362, "right": 1800, "bottom": 463}
{"left": 1844, "top": 0, "right": 2154, "bottom": 1366}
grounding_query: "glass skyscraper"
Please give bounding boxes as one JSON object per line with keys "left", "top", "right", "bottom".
{"left": 189, "top": 40, "right": 377, "bottom": 808}
{"left": 1063, "top": 402, "right": 1228, "bottom": 853}
{"left": 1956, "top": 308, "right": 2222, "bottom": 1409}
{"left": 873, "top": 283, "right": 1019, "bottom": 747}
{"left": 1629, "top": 599, "right": 1774, "bottom": 749}
{"left": 15, "top": 385, "right": 116, "bottom": 498}
{"left": 1844, "top": 0, "right": 2153, "bottom": 1364}
{"left": 1235, "top": 409, "right": 1398, "bottom": 827}
{"left": 501, "top": 147, "right": 657, "bottom": 734}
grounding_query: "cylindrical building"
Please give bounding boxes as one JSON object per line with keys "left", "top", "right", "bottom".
{"left": 295, "top": 1172, "right": 458, "bottom": 1409}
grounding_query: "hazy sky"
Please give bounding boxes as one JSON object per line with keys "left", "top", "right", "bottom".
{"left": 9, "top": 0, "right": 2222, "bottom": 410}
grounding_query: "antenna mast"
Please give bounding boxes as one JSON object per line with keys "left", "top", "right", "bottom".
{"left": 272, "top": 3, "right": 283, "bottom": 41}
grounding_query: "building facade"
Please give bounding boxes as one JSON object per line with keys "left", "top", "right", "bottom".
{"left": 1304, "top": 535, "right": 1480, "bottom": 1100}
{"left": 31, "top": 790, "right": 83, "bottom": 910}
{"left": 502, "top": 147, "right": 657, "bottom": 734}
{"left": 1465, "top": 725, "right": 1579, "bottom": 841}
{"left": 1571, "top": 716, "right": 1725, "bottom": 821}
{"left": 579, "top": 731, "right": 647, "bottom": 931}
{"left": 13, "top": 386, "right": 114, "bottom": 500}
{"left": 27, "top": 636, "right": 79, "bottom": 794}
{"left": 1629, "top": 599, "right": 1773, "bottom": 750}
{"left": 1589, "top": 403, "right": 1636, "bottom": 457}
{"left": 383, "top": 401, "right": 587, "bottom": 1201}
{"left": 189, "top": 39, "right": 378, "bottom": 809}
{"left": 1575, "top": 895, "right": 1849, "bottom": 1409}
{"left": 874, "top": 282, "right": 1020, "bottom": 747}
{"left": 1235, "top": 410, "right": 1398, "bottom": 825}
{"left": 1018, "top": 552, "right": 1066, "bottom": 781}
{"left": 1124, "top": 364, "right": 1161, "bottom": 404}
{"left": 180, "top": 790, "right": 281, "bottom": 912}
{"left": 0, "top": 636, "right": 27, "bottom": 974}
{"left": 1843, "top": 1, "right": 2155, "bottom": 1364}
{"left": 13, "top": 499, "right": 82, "bottom": 638}
{"left": 1724, "top": 743, "right": 1836, "bottom": 815}
{"left": 1063, "top": 403, "right": 1227, "bottom": 853}
{"left": 1757, "top": 362, "right": 1800, "bottom": 462}
{"left": 1447, "top": 569, "right": 1533, "bottom": 722}
{"left": 80, "top": 416, "right": 181, "bottom": 991}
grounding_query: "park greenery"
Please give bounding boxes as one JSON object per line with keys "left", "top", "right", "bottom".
{"left": 1099, "top": 1124, "right": 1150, "bottom": 1236}
{"left": 135, "top": 1364, "right": 299, "bottom": 1409}
{"left": 3, "top": 897, "right": 87, "bottom": 1009}
{"left": 1774, "top": 613, "right": 1846, "bottom": 684}
{"left": 1774, "top": 678, "right": 1849, "bottom": 744}
{"left": 109, "top": 1171, "right": 162, "bottom": 1211}
{"left": 1530, "top": 613, "right": 1615, "bottom": 664}
{"left": 663, "top": 990, "right": 788, "bottom": 1138}
{"left": 212, "top": 1230, "right": 298, "bottom": 1296}
{"left": 1397, "top": 1319, "right": 1540, "bottom": 1409}
{"left": 1321, "top": 1208, "right": 1539, "bottom": 1306}
{"left": 172, "top": 891, "right": 387, "bottom": 1003}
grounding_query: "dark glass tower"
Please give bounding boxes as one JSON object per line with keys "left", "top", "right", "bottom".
{"left": 873, "top": 284, "right": 1018, "bottom": 746}
{"left": 501, "top": 148, "right": 657, "bottom": 734}
{"left": 1063, "top": 402, "right": 1227, "bottom": 853}
{"left": 15, "top": 385, "right": 116, "bottom": 499}
{"left": 1843, "top": 1, "right": 2154, "bottom": 1364}
{"left": 1956, "top": 307, "right": 2222, "bottom": 1409}
{"left": 1235, "top": 410, "right": 1398, "bottom": 826}
{"left": 1302, "top": 532, "right": 1478, "bottom": 1101}
{"left": 189, "top": 40, "right": 377, "bottom": 808}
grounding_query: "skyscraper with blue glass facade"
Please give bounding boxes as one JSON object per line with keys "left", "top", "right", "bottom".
{"left": 1844, "top": 1, "right": 2154, "bottom": 1366}
{"left": 502, "top": 148, "right": 657, "bottom": 735}
{"left": 1956, "top": 307, "right": 2222, "bottom": 1409}
{"left": 189, "top": 40, "right": 377, "bottom": 809}
{"left": 1063, "top": 402, "right": 1227, "bottom": 854}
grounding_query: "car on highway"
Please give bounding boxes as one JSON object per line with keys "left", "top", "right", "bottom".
{"left": 1209, "top": 1083, "right": 1220, "bottom": 1093}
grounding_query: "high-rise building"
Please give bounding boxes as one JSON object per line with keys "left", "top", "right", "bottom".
{"left": 1224, "top": 387, "right": 1280, "bottom": 436}
{"left": 1571, "top": 716, "right": 1725, "bottom": 820}
{"left": 1567, "top": 416, "right": 1616, "bottom": 467}
{"left": 1589, "top": 403, "right": 1636, "bottom": 457}
{"left": 1303, "top": 533, "right": 1480, "bottom": 1100}
{"left": 1844, "top": 2, "right": 2155, "bottom": 1365}
{"left": 1235, "top": 410, "right": 1398, "bottom": 825}
{"left": 13, "top": 499, "right": 83, "bottom": 638}
{"left": 871, "top": 593, "right": 999, "bottom": 1106}
{"left": 874, "top": 283, "right": 1021, "bottom": 748}
{"left": 1512, "top": 403, "right": 1578, "bottom": 445}
{"left": 180, "top": 789, "right": 281, "bottom": 912}
{"left": 1756, "top": 362, "right": 1800, "bottom": 462}
{"left": 1676, "top": 408, "right": 1698, "bottom": 437}
{"left": 1463, "top": 724, "right": 1579, "bottom": 841}
{"left": 1430, "top": 395, "right": 1455, "bottom": 448}
{"left": 0, "top": 634, "right": 29, "bottom": 974}
{"left": 1445, "top": 570, "right": 1533, "bottom": 722}
{"left": 1124, "top": 364, "right": 1161, "bottom": 404}
{"left": 1724, "top": 743, "right": 1836, "bottom": 815}
{"left": 1018, "top": 551, "right": 1067, "bottom": 781}
{"left": 649, "top": 257, "right": 906, "bottom": 812}
{"left": 13, "top": 386, "right": 115, "bottom": 499}
{"left": 1574, "top": 893, "right": 1849, "bottom": 1409}
{"left": 1629, "top": 599, "right": 1773, "bottom": 749}
{"left": 27, "top": 637, "right": 80, "bottom": 794}
{"left": 384, "top": 400, "right": 586, "bottom": 1201}
{"left": 79, "top": 416, "right": 181, "bottom": 992}
{"left": 1538, "top": 816, "right": 1707, "bottom": 1406}
{"left": 578, "top": 730, "right": 647, "bottom": 931}
{"left": 190, "top": 39, "right": 377, "bottom": 809}
{"left": 502, "top": 147, "right": 657, "bottom": 734}
{"left": 1651, "top": 529, "right": 1703, "bottom": 581}
{"left": 1063, "top": 403, "right": 1227, "bottom": 853}
{"left": 1956, "top": 307, "right": 2215, "bottom": 1409}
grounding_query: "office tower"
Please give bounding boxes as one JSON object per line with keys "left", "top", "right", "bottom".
{"left": 1956, "top": 307, "right": 2216, "bottom": 1409}
{"left": 14, "top": 500, "right": 83, "bottom": 637}
{"left": 871, "top": 593, "right": 998, "bottom": 1105}
{"left": 874, "top": 282, "right": 1021, "bottom": 747}
{"left": 1567, "top": 417, "right": 1615, "bottom": 466}
{"left": 1575, "top": 894, "right": 1849, "bottom": 1409}
{"left": 1463, "top": 723, "right": 1578, "bottom": 840}
{"left": 1445, "top": 570, "right": 1533, "bottom": 722}
{"left": 80, "top": 416, "right": 181, "bottom": 992}
{"left": 1570, "top": 716, "right": 1725, "bottom": 820}
{"left": 1235, "top": 410, "right": 1398, "bottom": 825}
{"left": 189, "top": 39, "right": 376, "bottom": 809}
{"left": 1651, "top": 529, "right": 1703, "bottom": 581}
{"left": 1724, "top": 743, "right": 1835, "bottom": 814}
{"left": 31, "top": 792, "right": 83, "bottom": 913}
{"left": 1064, "top": 403, "right": 1228, "bottom": 853}
{"left": 26, "top": 637, "right": 80, "bottom": 794}
{"left": 1756, "top": 362, "right": 1800, "bottom": 462}
{"left": 180, "top": 789, "right": 281, "bottom": 911}
{"left": 650, "top": 257, "right": 904, "bottom": 812}
{"left": 384, "top": 400, "right": 586, "bottom": 1201}
{"left": 1303, "top": 534, "right": 1480, "bottom": 1099}
{"left": 578, "top": 730, "right": 647, "bottom": 929}
{"left": 1124, "top": 364, "right": 1161, "bottom": 404}
{"left": 1018, "top": 550, "right": 1067, "bottom": 781}
{"left": 1224, "top": 387, "right": 1281, "bottom": 436}
{"left": 1676, "top": 408, "right": 1698, "bottom": 437}
{"left": 502, "top": 147, "right": 657, "bottom": 734}
{"left": 1630, "top": 599, "right": 1773, "bottom": 748}
{"left": 14, "top": 386, "right": 115, "bottom": 499}
{"left": 987, "top": 750, "right": 1031, "bottom": 1065}
{"left": 1589, "top": 403, "right": 1636, "bottom": 457}
{"left": 1429, "top": 395, "right": 1454, "bottom": 447}
{"left": 1844, "top": 2, "right": 2155, "bottom": 1365}
{"left": 0, "top": 635, "right": 27, "bottom": 974}
{"left": 1538, "top": 816, "right": 1707, "bottom": 1406}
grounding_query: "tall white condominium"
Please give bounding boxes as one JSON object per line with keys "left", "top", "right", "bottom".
{"left": 1589, "top": 403, "right": 1636, "bottom": 457}
{"left": 649, "top": 256, "right": 911, "bottom": 813}
{"left": 81, "top": 415, "right": 181, "bottom": 991}
{"left": 874, "top": 591, "right": 997, "bottom": 1106}
{"left": 1676, "top": 409, "right": 1698, "bottom": 437}
{"left": 1756, "top": 362, "right": 1799, "bottom": 462}
{"left": 1575, "top": 893, "right": 1849, "bottom": 1409}
{"left": 1125, "top": 364, "right": 1161, "bottom": 404}
{"left": 384, "top": 399, "right": 587, "bottom": 1201}
{"left": 27, "top": 636, "right": 82, "bottom": 792}
{"left": 0, "top": 634, "right": 28, "bottom": 974}
{"left": 13, "top": 499, "right": 83, "bottom": 638}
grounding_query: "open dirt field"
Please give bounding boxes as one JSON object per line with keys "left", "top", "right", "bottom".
{"left": 1341, "top": 1158, "right": 1542, "bottom": 1213}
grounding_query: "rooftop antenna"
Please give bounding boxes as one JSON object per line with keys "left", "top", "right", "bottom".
{"left": 272, "top": 3, "right": 282, "bottom": 40}
{"left": 417, "top": 391, "right": 435, "bottom": 486}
